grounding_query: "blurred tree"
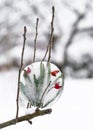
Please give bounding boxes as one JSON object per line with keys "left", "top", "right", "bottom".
{"left": 0, "top": 0, "right": 93, "bottom": 78}
{"left": 61, "top": 0, "right": 93, "bottom": 78}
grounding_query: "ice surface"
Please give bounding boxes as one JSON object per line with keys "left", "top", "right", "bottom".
{"left": 20, "top": 62, "right": 64, "bottom": 108}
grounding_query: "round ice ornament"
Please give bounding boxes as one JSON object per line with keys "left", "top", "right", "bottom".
{"left": 20, "top": 61, "right": 64, "bottom": 108}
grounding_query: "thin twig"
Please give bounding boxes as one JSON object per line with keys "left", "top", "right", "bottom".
{"left": 48, "top": 6, "right": 55, "bottom": 62}
{"left": 33, "top": 18, "right": 39, "bottom": 62}
{"left": 27, "top": 103, "right": 31, "bottom": 108}
{"left": 16, "top": 26, "right": 27, "bottom": 121}
{"left": 42, "top": 43, "right": 50, "bottom": 61}
{"left": 0, "top": 108, "right": 52, "bottom": 129}
{"left": 39, "top": 81, "right": 51, "bottom": 107}
{"left": 28, "top": 120, "right": 32, "bottom": 125}
{"left": 42, "top": 6, "right": 55, "bottom": 62}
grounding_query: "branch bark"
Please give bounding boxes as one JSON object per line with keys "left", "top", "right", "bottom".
{"left": 16, "top": 26, "right": 27, "bottom": 121}
{"left": 47, "top": 6, "right": 55, "bottom": 62}
{"left": 42, "top": 6, "right": 55, "bottom": 62}
{"left": 0, "top": 108, "right": 52, "bottom": 129}
{"left": 33, "top": 18, "right": 39, "bottom": 62}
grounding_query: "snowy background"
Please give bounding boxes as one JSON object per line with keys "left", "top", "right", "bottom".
{"left": 0, "top": 0, "right": 93, "bottom": 130}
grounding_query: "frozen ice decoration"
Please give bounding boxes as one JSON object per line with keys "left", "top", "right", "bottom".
{"left": 20, "top": 61, "right": 64, "bottom": 108}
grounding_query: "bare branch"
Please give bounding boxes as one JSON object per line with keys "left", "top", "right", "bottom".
{"left": 42, "top": 44, "right": 49, "bottom": 61}
{"left": 48, "top": 6, "right": 55, "bottom": 62}
{"left": 63, "top": 1, "right": 80, "bottom": 15}
{"left": 16, "top": 26, "right": 27, "bottom": 121}
{"left": 63, "top": 0, "right": 93, "bottom": 67}
{"left": 39, "top": 81, "right": 51, "bottom": 107}
{"left": 28, "top": 120, "right": 32, "bottom": 125}
{"left": 77, "top": 27, "right": 93, "bottom": 34}
{"left": 33, "top": 18, "right": 39, "bottom": 62}
{"left": 0, "top": 108, "right": 52, "bottom": 129}
{"left": 42, "top": 6, "right": 55, "bottom": 62}
{"left": 63, "top": 0, "right": 92, "bottom": 15}
{"left": 63, "top": 14, "right": 85, "bottom": 67}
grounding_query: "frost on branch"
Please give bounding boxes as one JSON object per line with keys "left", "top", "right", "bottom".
{"left": 20, "top": 61, "right": 64, "bottom": 108}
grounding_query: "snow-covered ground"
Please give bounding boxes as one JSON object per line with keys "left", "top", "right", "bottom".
{"left": 0, "top": 69, "right": 93, "bottom": 130}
